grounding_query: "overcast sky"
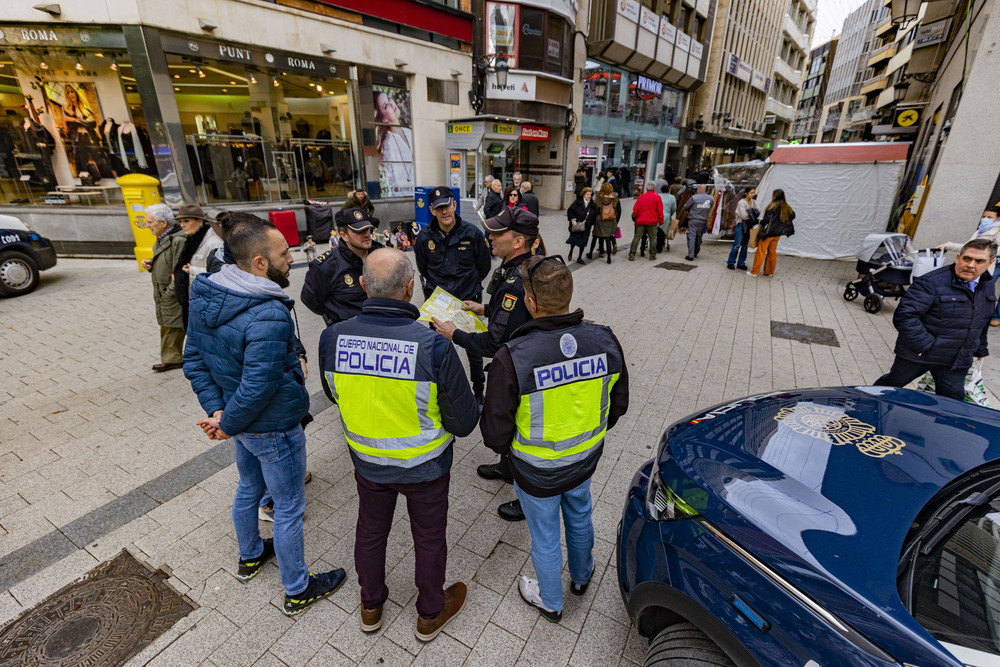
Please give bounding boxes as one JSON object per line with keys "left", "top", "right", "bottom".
{"left": 812, "top": 0, "right": 868, "bottom": 49}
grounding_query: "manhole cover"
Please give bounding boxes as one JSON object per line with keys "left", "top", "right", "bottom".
{"left": 771, "top": 321, "right": 840, "bottom": 347}
{"left": 655, "top": 261, "right": 696, "bottom": 271}
{"left": 0, "top": 550, "right": 195, "bottom": 667}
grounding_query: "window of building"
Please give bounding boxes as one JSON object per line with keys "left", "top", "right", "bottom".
{"left": 695, "top": 17, "right": 706, "bottom": 41}
{"left": 427, "top": 78, "right": 459, "bottom": 105}
{"left": 679, "top": 6, "right": 692, "bottom": 32}
{"left": 519, "top": 7, "right": 546, "bottom": 71}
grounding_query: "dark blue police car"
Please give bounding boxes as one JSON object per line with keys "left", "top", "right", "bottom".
{"left": 618, "top": 386, "right": 1000, "bottom": 667}
{"left": 0, "top": 214, "right": 56, "bottom": 297}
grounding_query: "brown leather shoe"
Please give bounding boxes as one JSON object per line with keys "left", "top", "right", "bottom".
{"left": 152, "top": 362, "right": 183, "bottom": 372}
{"left": 414, "top": 582, "right": 466, "bottom": 642}
{"left": 360, "top": 600, "right": 383, "bottom": 633}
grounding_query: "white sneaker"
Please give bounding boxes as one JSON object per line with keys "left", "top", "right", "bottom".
{"left": 517, "top": 576, "right": 562, "bottom": 622}
{"left": 746, "top": 271, "right": 757, "bottom": 277}
{"left": 258, "top": 505, "right": 274, "bottom": 522}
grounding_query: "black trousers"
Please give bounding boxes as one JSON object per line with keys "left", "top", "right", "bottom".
{"left": 874, "top": 356, "right": 967, "bottom": 401}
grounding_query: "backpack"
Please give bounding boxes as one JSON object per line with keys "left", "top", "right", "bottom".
{"left": 601, "top": 200, "right": 616, "bottom": 221}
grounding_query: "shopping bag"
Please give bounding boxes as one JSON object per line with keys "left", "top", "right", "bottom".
{"left": 965, "top": 358, "right": 991, "bottom": 407}
{"left": 911, "top": 249, "right": 946, "bottom": 282}
{"left": 666, "top": 217, "right": 679, "bottom": 240}
{"left": 615, "top": 226, "right": 622, "bottom": 239}
{"left": 748, "top": 225, "right": 760, "bottom": 250}
{"left": 916, "top": 372, "right": 935, "bottom": 393}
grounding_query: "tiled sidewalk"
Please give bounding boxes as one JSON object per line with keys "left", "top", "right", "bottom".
{"left": 0, "top": 209, "right": 989, "bottom": 666}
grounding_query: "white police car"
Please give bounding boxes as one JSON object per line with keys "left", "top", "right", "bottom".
{"left": 0, "top": 214, "right": 57, "bottom": 297}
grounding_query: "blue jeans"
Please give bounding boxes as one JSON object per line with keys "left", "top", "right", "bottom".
{"left": 233, "top": 426, "right": 309, "bottom": 595}
{"left": 515, "top": 478, "right": 595, "bottom": 612}
{"left": 727, "top": 223, "right": 749, "bottom": 268}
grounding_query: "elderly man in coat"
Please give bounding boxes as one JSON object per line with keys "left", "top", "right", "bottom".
{"left": 141, "top": 203, "right": 187, "bottom": 372}
{"left": 875, "top": 237, "right": 997, "bottom": 400}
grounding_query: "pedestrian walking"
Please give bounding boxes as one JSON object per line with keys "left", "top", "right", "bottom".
{"left": 483, "top": 179, "right": 504, "bottom": 220}
{"left": 184, "top": 223, "right": 346, "bottom": 616}
{"left": 173, "top": 204, "right": 223, "bottom": 328}
{"left": 512, "top": 172, "right": 523, "bottom": 190}
{"left": 938, "top": 205, "right": 1000, "bottom": 325}
{"left": 480, "top": 255, "right": 629, "bottom": 622}
{"left": 574, "top": 164, "right": 587, "bottom": 197}
{"left": 415, "top": 186, "right": 492, "bottom": 404}
{"left": 747, "top": 189, "right": 795, "bottom": 277}
{"left": 566, "top": 187, "right": 596, "bottom": 264}
{"left": 628, "top": 182, "right": 664, "bottom": 261}
{"left": 682, "top": 184, "right": 714, "bottom": 261}
{"left": 656, "top": 183, "right": 678, "bottom": 254}
{"left": 474, "top": 175, "right": 495, "bottom": 216}
{"left": 431, "top": 207, "right": 537, "bottom": 523}
{"left": 301, "top": 208, "right": 383, "bottom": 326}
{"left": 320, "top": 248, "right": 477, "bottom": 641}
{"left": 727, "top": 187, "right": 757, "bottom": 271}
{"left": 141, "top": 203, "right": 186, "bottom": 373}
{"left": 588, "top": 183, "right": 621, "bottom": 263}
{"left": 874, "top": 238, "right": 996, "bottom": 400}
{"left": 520, "top": 181, "right": 540, "bottom": 217}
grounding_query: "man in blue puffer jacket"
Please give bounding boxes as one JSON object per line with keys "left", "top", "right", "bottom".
{"left": 184, "top": 223, "right": 346, "bottom": 616}
{"left": 875, "top": 237, "right": 997, "bottom": 400}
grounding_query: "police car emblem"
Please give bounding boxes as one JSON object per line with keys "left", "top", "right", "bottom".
{"left": 559, "top": 333, "right": 577, "bottom": 358}
{"left": 353, "top": 210, "right": 363, "bottom": 220}
{"left": 428, "top": 240, "right": 436, "bottom": 252}
{"left": 502, "top": 294, "right": 517, "bottom": 311}
{"left": 774, "top": 405, "right": 906, "bottom": 459}
{"left": 345, "top": 274, "right": 355, "bottom": 287}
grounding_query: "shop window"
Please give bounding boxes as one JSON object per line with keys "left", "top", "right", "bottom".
{"left": 427, "top": 78, "right": 459, "bottom": 105}
{"left": 166, "top": 53, "right": 358, "bottom": 205}
{"left": 0, "top": 48, "right": 151, "bottom": 207}
{"left": 519, "top": 7, "right": 546, "bottom": 72}
{"left": 582, "top": 62, "right": 610, "bottom": 118}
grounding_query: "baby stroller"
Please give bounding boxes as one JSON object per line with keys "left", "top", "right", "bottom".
{"left": 843, "top": 233, "right": 914, "bottom": 313}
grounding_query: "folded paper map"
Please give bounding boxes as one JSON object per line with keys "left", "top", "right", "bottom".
{"left": 418, "top": 286, "right": 488, "bottom": 333}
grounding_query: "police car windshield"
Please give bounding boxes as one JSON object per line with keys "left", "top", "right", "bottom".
{"left": 907, "top": 492, "right": 1000, "bottom": 657}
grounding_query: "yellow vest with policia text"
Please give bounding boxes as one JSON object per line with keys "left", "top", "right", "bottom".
{"left": 324, "top": 316, "right": 453, "bottom": 484}
{"left": 505, "top": 322, "right": 623, "bottom": 491}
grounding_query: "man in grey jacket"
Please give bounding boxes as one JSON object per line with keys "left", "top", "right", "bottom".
{"left": 682, "top": 184, "right": 714, "bottom": 261}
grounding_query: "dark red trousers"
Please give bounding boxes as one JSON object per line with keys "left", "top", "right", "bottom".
{"left": 354, "top": 471, "right": 449, "bottom": 619}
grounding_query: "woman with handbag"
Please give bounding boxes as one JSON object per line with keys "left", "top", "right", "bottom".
{"left": 727, "top": 187, "right": 757, "bottom": 270}
{"left": 588, "top": 183, "right": 621, "bottom": 264}
{"left": 748, "top": 189, "right": 794, "bottom": 277}
{"left": 566, "top": 187, "right": 596, "bottom": 264}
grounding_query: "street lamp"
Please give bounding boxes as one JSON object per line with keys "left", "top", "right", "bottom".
{"left": 494, "top": 54, "right": 509, "bottom": 89}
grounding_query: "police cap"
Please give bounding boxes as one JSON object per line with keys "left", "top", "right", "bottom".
{"left": 336, "top": 207, "right": 375, "bottom": 231}
{"left": 484, "top": 207, "right": 538, "bottom": 236}
{"left": 428, "top": 186, "right": 454, "bottom": 209}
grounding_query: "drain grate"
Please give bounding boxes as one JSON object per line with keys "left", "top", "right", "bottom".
{"left": 771, "top": 321, "right": 840, "bottom": 347}
{"left": 655, "top": 261, "right": 697, "bottom": 272}
{"left": 0, "top": 550, "right": 195, "bottom": 666}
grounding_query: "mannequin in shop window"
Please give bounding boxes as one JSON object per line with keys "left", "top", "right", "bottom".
{"left": 373, "top": 90, "right": 413, "bottom": 196}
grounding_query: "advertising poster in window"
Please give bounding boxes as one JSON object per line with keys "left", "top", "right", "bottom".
{"left": 372, "top": 84, "right": 414, "bottom": 198}
{"left": 487, "top": 2, "right": 518, "bottom": 67}
{"left": 43, "top": 81, "right": 111, "bottom": 180}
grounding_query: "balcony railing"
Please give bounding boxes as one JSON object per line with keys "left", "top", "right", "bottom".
{"left": 859, "top": 76, "right": 886, "bottom": 96}
{"left": 847, "top": 105, "right": 876, "bottom": 122}
{"left": 766, "top": 97, "right": 795, "bottom": 122}
{"left": 866, "top": 43, "right": 896, "bottom": 68}
{"left": 773, "top": 56, "right": 802, "bottom": 86}
{"left": 783, "top": 15, "right": 809, "bottom": 52}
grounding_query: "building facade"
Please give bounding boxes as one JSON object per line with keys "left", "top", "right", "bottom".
{"left": 790, "top": 37, "right": 836, "bottom": 143}
{"left": 582, "top": 0, "right": 717, "bottom": 191}
{"left": 0, "top": 1, "right": 476, "bottom": 253}
{"left": 687, "top": 0, "right": 814, "bottom": 168}
{"left": 890, "top": 0, "right": 1000, "bottom": 246}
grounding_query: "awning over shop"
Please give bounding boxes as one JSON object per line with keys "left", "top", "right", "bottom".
{"left": 768, "top": 142, "right": 910, "bottom": 164}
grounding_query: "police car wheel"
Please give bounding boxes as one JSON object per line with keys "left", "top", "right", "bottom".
{"left": 0, "top": 250, "right": 39, "bottom": 297}
{"left": 644, "top": 622, "right": 735, "bottom": 667}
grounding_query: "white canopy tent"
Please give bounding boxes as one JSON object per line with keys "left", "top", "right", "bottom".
{"left": 755, "top": 143, "right": 910, "bottom": 260}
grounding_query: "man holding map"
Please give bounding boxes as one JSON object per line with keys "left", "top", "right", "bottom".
{"left": 415, "top": 186, "right": 492, "bottom": 404}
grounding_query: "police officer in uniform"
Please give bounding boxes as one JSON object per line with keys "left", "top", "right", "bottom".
{"left": 480, "top": 255, "right": 629, "bottom": 622}
{"left": 301, "top": 208, "right": 382, "bottom": 326}
{"left": 415, "top": 186, "right": 492, "bottom": 403}
{"left": 319, "top": 248, "right": 478, "bottom": 641}
{"left": 432, "top": 206, "right": 537, "bottom": 521}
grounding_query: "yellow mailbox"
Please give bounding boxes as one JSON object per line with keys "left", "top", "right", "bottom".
{"left": 116, "top": 173, "right": 162, "bottom": 270}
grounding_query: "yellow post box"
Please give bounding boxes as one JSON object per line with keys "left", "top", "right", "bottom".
{"left": 116, "top": 173, "right": 162, "bottom": 270}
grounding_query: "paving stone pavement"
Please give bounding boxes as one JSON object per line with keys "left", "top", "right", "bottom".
{"left": 2, "top": 205, "right": 999, "bottom": 666}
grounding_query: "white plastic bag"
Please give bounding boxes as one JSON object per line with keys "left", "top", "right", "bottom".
{"left": 916, "top": 358, "right": 991, "bottom": 408}
{"left": 911, "top": 248, "right": 947, "bottom": 282}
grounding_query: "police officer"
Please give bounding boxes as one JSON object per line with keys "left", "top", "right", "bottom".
{"left": 301, "top": 208, "right": 382, "bottom": 326}
{"left": 319, "top": 248, "right": 478, "bottom": 641}
{"left": 480, "top": 255, "right": 629, "bottom": 622}
{"left": 415, "top": 186, "right": 492, "bottom": 402}
{"left": 432, "top": 206, "right": 536, "bottom": 521}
